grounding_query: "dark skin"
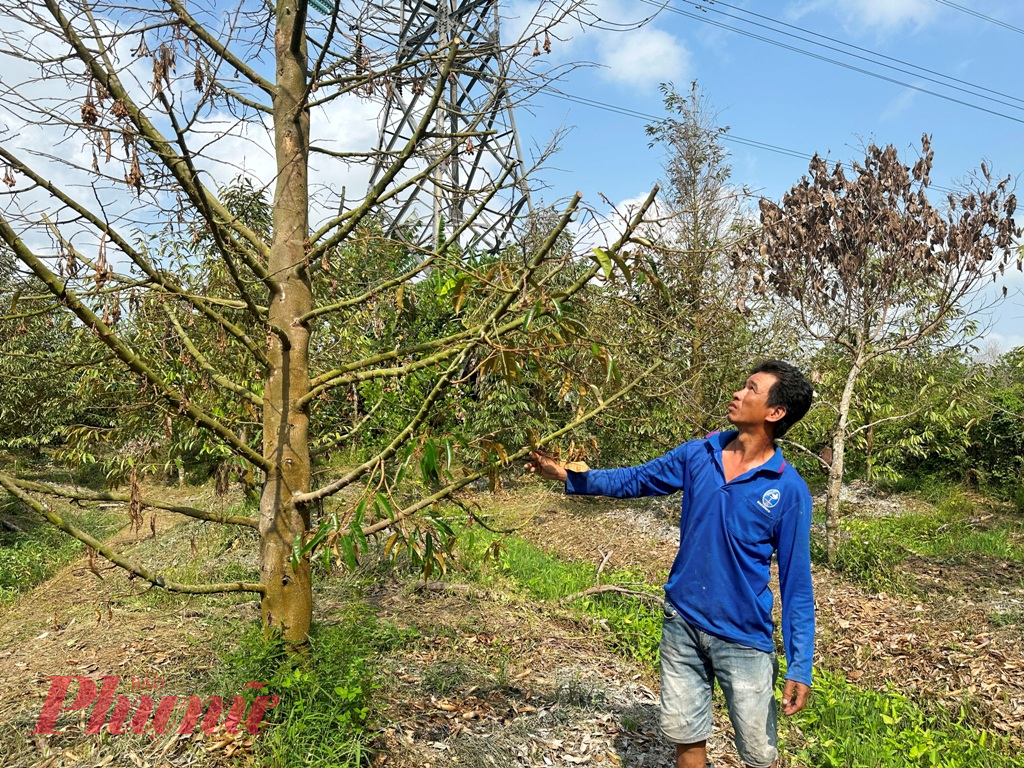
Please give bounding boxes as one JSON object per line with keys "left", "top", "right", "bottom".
{"left": 527, "top": 371, "right": 810, "bottom": 768}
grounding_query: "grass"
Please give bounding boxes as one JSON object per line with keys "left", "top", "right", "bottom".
{"left": 791, "top": 668, "right": 1022, "bottom": 768}
{"left": 0, "top": 504, "right": 124, "bottom": 604}
{"left": 208, "top": 608, "right": 413, "bottom": 768}
{"left": 477, "top": 534, "right": 664, "bottom": 667}
{"left": 811, "top": 488, "right": 1024, "bottom": 595}
{"left": 461, "top": 522, "right": 1024, "bottom": 768}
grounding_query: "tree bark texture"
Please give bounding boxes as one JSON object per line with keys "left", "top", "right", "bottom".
{"left": 259, "top": 0, "right": 313, "bottom": 644}
{"left": 825, "top": 356, "right": 863, "bottom": 562}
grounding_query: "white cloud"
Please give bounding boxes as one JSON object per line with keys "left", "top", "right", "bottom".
{"left": 879, "top": 86, "right": 918, "bottom": 121}
{"left": 501, "top": 0, "right": 690, "bottom": 90}
{"left": 598, "top": 28, "right": 691, "bottom": 88}
{"left": 845, "top": 0, "right": 936, "bottom": 29}
{"left": 787, "top": 0, "right": 936, "bottom": 33}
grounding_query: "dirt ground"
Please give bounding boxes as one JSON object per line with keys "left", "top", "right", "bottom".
{"left": 1, "top": 479, "right": 1023, "bottom": 767}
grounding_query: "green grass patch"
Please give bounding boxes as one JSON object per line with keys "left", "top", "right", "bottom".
{"left": 0, "top": 506, "right": 124, "bottom": 604}
{"left": 461, "top": 524, "right": 1023, "bottom": 767}
{"left": 792, "top": 668, "right": 1022, "bottom": 767}
{"left": 989, "top": 609, "right": 1024, "bottom": 629}
{"left": 813, "top": 491, "right": 1024, "bottom": 594}
{"left": 811, "top": 522, "right": 914, "bottom": 595}
{"left": 468, "top": 532, "right": 664, "bottom": 668}
{"left": 209, "top": 609, "right": 412, "bottom": 768}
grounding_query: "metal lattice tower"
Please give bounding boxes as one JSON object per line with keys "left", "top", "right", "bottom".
{"left": 359, "top": 0, "right": 533, "bottom": 252}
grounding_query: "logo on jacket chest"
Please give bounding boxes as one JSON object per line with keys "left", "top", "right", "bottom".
{"left": 757, "top": 489, "right": 781, "bottom": 512}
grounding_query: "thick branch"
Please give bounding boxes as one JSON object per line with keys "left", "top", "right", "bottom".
{"left": 7, "top": 477, "right": 258, "bottom": 528}
{"left": 0, "top": 473, "right": 263, "bottom": 595}
{"left": 160, "top": 91, "right": 275, "bottom": 291}
{"left": 298, "top": 194, "right": 590, "bottom": 504}
{"left": 167, "top": 0, "right": 275, "bottom": 96}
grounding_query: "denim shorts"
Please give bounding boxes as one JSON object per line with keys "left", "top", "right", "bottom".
{"left": 659, "top": 600, "right": 779, "bottom": 768}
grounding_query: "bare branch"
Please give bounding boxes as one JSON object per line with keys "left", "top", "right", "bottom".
{"left": 7, "top": 477, "right": 258, "bottom": 528}
{"left": 0, "top": 472, "right": 264, "bottom": 595}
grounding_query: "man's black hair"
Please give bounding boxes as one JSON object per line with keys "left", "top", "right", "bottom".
{"left": 751, "top": 360, "right": 813, "bottom": 438}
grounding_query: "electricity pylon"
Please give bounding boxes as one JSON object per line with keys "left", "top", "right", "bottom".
{"left": 358, "top": 0, "right": 533, "bottom": 252}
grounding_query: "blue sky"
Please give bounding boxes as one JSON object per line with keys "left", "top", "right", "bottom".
{"left": 503, "top": 0, "right": 1024, "bottom": 351}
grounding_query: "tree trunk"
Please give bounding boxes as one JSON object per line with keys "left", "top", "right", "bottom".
{"left": 259, "top": 1, "right": 313, "bottom": 645}
{"left": 825, "top": 357, "right": 862, "bottom": 563}
{"left": 865, "top": 422, "right": 874, "bottom": 483}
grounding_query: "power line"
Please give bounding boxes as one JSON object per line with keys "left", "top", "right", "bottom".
{"left": 933, "top": 0, "right": 1024, "bottom": 36}
{"left": 541, "top": 89, "right": 960, "bottom": 196}
{"left": 702, "top": 0, "right": 1024, "bottom": 109}
{"left": 636, "top": 0, "right": 1024, "bottom": 126}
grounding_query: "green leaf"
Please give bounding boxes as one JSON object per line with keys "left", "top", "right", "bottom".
{"left": 339, "top": 534, "right": 358, "bottom": 570}
{"left": 393, "top": 442, "right": 415, "bottom": 486}
{"left": 610, "top": 250, "right": 632, "bottom": 286}
{"left": 420, "top": 438, "right": 439, "bottom": 484}
{"left": 591, "top": 247, "right": 613, "bottom": 280}
{"left": 522, "top": 304, "right": 538, "bottom": 331}
{"left": 376, "top": 493, "right": 395, "bottom": 522}
{"left": 300, "top": 519, "right": 334, "bottom": 558}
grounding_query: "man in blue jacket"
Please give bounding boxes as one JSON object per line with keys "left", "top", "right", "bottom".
{"left": 527, "top": 360, "right": 815, "bottom": 768}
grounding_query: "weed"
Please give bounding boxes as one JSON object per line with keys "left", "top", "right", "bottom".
{"left": 0, "top": 507, "right": 123, "bottom": 603}
{"left": 811, "top": 524, "right": 913, "bottom": 595}
{"left": 551, "top": 670, "right": 606, "bottom": 709}
{"left": 450, "top": 731, "right": 516, "bottom": 767}
{"left": 620, "top": 711, "right": 642, "bottom": 733}
{"left": 421, "top": 659, "right": 473, "bottom": 695}
{"left": 812, "top": 492, "right": 1024, "bottom": 595}
{"left": 208, "top": 608, "right": 411, "bottom": 767}
{"left": 791, "top": 668, "right": 1021, "bottom": 768}
{"left": 989, "top": 609, "right": 1024, "bottom": 628}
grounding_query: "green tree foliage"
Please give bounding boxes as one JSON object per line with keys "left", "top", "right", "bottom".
{"left": 0, "top": 255, "right": 102, "bottom": 453}
{"left": 970, "top": 347, "right": 1024, "bottom": 504}
{"left": 0, "top": 1, "right": 657, "bottom": 643}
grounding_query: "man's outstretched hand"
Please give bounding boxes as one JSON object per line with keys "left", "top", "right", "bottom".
{"left": 525, "top": 451, "right": 568, "bottom": 483}
{"left": 781, "top": 680, "right": 810, "bottom": 716}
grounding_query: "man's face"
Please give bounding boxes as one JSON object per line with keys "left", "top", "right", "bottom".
{"left": 727, "top": 372, "right": 785, "bottom": 430}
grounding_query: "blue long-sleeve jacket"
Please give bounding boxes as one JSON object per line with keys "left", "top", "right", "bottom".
{"left": 565, "top": 431, "right": 815, "bottom": 686}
